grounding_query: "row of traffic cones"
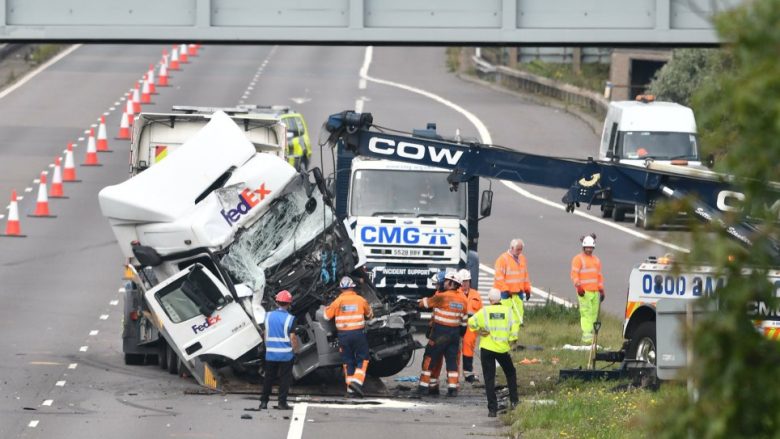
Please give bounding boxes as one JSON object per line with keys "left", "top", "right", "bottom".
{"left": 2, "top": 43, "right": 199, "bottom": 237}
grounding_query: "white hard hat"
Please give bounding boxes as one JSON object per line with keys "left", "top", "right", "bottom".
{"left": 444, "top": 269, "right": 462, "bottom": 285}
{"left": 488, "top": 288, "right": 502, "bottom": 303}
{"left": 582, "top": 236, "right": 596, "bottom": 248}
{"left": 339, "top": 276, "right": 356, "bottom": 289}
{"left": 457, "top": 269, "right": 471, "bottom": 282}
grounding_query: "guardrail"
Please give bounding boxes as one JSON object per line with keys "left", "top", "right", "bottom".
{"left": 471, "top": 53, "right": 609, "bottom": 127}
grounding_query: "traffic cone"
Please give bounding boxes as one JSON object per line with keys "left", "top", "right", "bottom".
{"left": 125, "top": 95, "right": 135, "bottom": 126}
{"left": 63, "top": 142, "right": 80, "bottom": 182}
{"left": 29, "top": 172, "right": 56, "bottom": 218}
{"left": 97, "top": 116, "right": 112, "bottom": 152}
{"left": 147, "top": 65, "right": 157, "bottom": 94}
{"left": 2, "top": 190, "right": 25, "bottom": 237}
{"left": 50, "top": 157, "right": 67, "bottom": 199}
{"left": 82, "top": 130, "right": 101, "bottom": 167}
{"left": 169, "top": 47, "right": 180, "bottom": 70}
{"left": 158, "top": 62, "right": 169, "bottom": 87}
{"left": 117, "top": 112, "right": 131, "bottom": 140}
{"left": 179, "top": 43, "right": 189, "bottom": 63}
{"left": 141, "top": 76, "right": 151, "bottom": 104}
{"left": 132, "top": 85, "right": 141, "bottom": 114}
{"left": 188, "top": 44, "right": 198, "bottom": 56}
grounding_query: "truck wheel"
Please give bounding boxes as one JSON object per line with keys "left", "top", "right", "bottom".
{"left": 636, "top": 206, "right": 654, "bottom": 230}
{"left": 158, "top": 341, "right": 168, "bottom": 370}
{"left": 613, "top": 207, "right": 626, "bottom": 222}
{"left": 367, "top": 354, "right": 410, "bottom": 377}
{"left": 601, "top": 206, "right": 613, "bottom": 219}
{"left": 167, "top": 344, "right": 179, "bottom": 375}
{"left": 627, "top": 322, "right": 656, "bottom": 365}
{"left": 124, "top": 353, "right": 145, "bottom": 366}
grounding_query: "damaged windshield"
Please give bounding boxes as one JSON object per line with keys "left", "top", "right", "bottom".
{"left": 220, "top": 176, "right": 335, "bottom": 295}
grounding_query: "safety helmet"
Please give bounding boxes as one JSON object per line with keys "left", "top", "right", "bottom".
{"left": 582, "top": 235, "right": 596, "bottom": 248}
{"left": 444, "top": 270, "right": 462, "bottom": 285}
{"left": 339, "top": 276, "right": 356, "bottom": 289}
{"left": 488, "top": 288, "right": 502, "bottom": 303}
{"left": 275, "top": 290, "right": 293, "bottom": 303}
{"left": 457, "top": 268, "right": 471, "bottom": 282}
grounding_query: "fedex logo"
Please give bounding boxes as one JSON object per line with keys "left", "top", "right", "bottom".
{"left": 192, "top": 315, "right": 221, "bottom": 334}
{"left": 221, "top": 184, "right": 272, "bottom": 226}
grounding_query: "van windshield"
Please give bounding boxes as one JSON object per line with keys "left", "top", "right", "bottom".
{"left": 350, "top": 169, "right": 466, "bottom": 218}
{"left": 618, "top": 131, "right": 699, "bottom": 160}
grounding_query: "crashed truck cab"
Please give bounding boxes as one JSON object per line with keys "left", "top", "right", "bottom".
{"left": 99, "top": 112, "right": 419, "bottom": 390}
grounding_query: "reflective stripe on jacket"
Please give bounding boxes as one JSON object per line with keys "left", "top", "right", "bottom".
{"left": 324, "top": 290, "right": 373, "bottom": 331}
{"left": 421, "top": 290, "right": 468, "bottom": 328}
{"left": 570, "top": 253, "right": 604, "bottom": 291}
{"left": 493, "top": 252, "right": 531, "bottom": 293}
{"left": 265, "top": 309, "right": 295, "bottom": 362}
{"left": 467, "top": 304, "right": 518, "bottom": 353}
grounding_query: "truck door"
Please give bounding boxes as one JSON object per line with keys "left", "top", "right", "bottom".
{"left": 144, "top": 263, "right": 262, "bottom": 363}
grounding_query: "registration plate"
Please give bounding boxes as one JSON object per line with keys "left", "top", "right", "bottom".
{"left": 392, "top": 248, "right": 422, "bottom": 257}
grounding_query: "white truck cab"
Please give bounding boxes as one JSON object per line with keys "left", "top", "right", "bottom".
{"left": 599, "top": 95, "right": 703, "bottom": 228}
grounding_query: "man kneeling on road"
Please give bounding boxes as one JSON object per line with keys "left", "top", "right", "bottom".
{"left": 468, "top": 288, "right": 519, "bottom": 417}
{"left": 260, "top": 290, "right": 299, "bottom": 411}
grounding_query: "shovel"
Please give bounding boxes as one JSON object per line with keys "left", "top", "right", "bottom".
{"left": 586, "top": 300, "right": 602, "bottom": 370}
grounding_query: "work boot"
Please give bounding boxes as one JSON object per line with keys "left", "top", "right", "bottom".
{"left": 488, "top": 410, "right": 497, "bottom": 418}
{"left": 464, "top": 374, "right": 476, "bottom": 384}
{"left": 447, "top": 388, "right": 458, "bottom": 397}
{"left": 428, "top": 386, "right": 440, "bottom": 397}
{"left": 348, "top": 382, "right": 364, "bottom": 398}
{"left": 259, "top": 401, "right": 268, "bottom": 410}
{"left": 510, "top": 401, "right": 519, "bottom": 410}
{"left": 274, "top": 402, "right": 293, "bottom": 410}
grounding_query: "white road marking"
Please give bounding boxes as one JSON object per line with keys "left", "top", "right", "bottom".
{"left": 118, "top": 287, "right": 125, "bottom": 294}
{"left": 68, "top": 363, "right": 78, "bottom": 370}
{"left": 110, "top": 300, "right": 119, "bottom": 306}
{"left": 89, "top": 330, "right": 99, "bottom": 336}
{"left": 479, "top": 264, "right": 574, "bottom": 307}
{"left": 28, "top": 420, "right": 39, "bottom": 428}
{"left": 355, "top": 99, "right": 364, "bottom": 114}
{"left": 286, "top": 403, "right": 308, "bottom": 439}
{"left": 32, "top": 179, "right": 40, "bottom": 184}
{"left": 358, "top": 46, "right": 690, "bottom": 255}
{"left": 0, "top": 215, "right": 4, "bottom": 220}
{"left": 17, "top": 196, "right": 24, "bottom": 201}
{"left": 48, "top": 163, "right": 54, "bottom": 168}
{"left": 103, "top": 111, "right": 110, "bottom": 116}
{"left": 55, "top": 380, "right": 66, "bottom": 387}
{"left": 100, "top": 314, "right": 109, "bottom": 320}
{"left": 0, "top": 45, "right": 81, "bottom": 101}
{"left": 79, "top": 346, "right": 88, "bottom": 352}
{"left": 42, "top": 400, "right": 53, "bottom": 407}
{"left": 24, "top": 187, "right": 32, "bottom": 193}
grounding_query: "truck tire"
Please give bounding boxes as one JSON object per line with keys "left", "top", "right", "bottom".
{"left": 158, "top": 341, "right": 168, "bottom": 370}
{"left": 124, "top": 353, "right": 145, "bottom": 366}
{"left": 367, "top": 354, "right": 410, "bottom": 377}
{"left": 601, "top": 205, "right": 613, "bottom": 219}
{"left": 167, "top": 344, "right": 179, "bottom": 375}
{"left": 627, "top": 321, "right": 656, "bottom": 365}
{"left": 613, "top": 206, "right": 626, "bottom": 222}
{"left": 635, "top": 205, "right": 654, "bottom": 230}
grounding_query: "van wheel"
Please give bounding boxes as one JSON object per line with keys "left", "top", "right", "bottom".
{"left": 167, "top": 344, "right": 179, "bottom": 375}
{"left": 627, "top": 322, "right": 656, "bottom": 365}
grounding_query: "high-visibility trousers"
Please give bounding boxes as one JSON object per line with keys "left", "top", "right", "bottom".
{"left": 577, "top": 290, "right": 600, "bottom": 344}
{"left": 500, "top": 293, "right": 524, "bottom": 326}
{"left": 419, "top": 325, "right": 461, "bottom": 390}
{"left": 462, "top": 327, "right": 477, "bottom": 375}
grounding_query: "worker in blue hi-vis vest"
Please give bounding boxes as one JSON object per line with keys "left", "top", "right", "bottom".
{"left": 260, "top": 290, "right": 299, "bottom": 410}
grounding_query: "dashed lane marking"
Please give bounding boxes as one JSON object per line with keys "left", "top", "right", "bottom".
{"left": 79, "top": 346, "right": 88, "bottom": 352}
{"left": 42, "top": 400, "right": 53, "bottom": 407}
{"left": 55, "top": 380, "right": 66, "bottom": 387}
{"left": 28, "top": 420, "right": 39, "bottom": 428}
{"left": 89, "top": 330, "right": 99, "bottom": 336}
{"left": 68, "top": 363, "right": 77, "bottom": 370}
{"left": 110, "top": 300, "right": 119, "bottom": 306}
{"left": 100, "top": 314, "right": 109, "bottom": 320}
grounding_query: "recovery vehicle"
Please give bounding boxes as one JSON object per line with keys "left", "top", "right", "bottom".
{"left": 320, "top": 110, "right": 780, "bottom": 376}
{"left": 99, "top": 109, "right": 418, "bottom": 391}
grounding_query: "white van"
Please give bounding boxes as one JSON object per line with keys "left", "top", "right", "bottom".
{"left": 598, "top": 95, "right": 702, "bottom": 228}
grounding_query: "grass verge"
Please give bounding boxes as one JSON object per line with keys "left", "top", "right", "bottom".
{"left": 499, "top": 304, "right": 682, "bottom": 438}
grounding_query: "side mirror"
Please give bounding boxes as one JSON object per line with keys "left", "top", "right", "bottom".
{"left": 480, "top": 190, "right": 493, "bottom": 217}
{"left": 704, "top": 153, "right": 715, "bottom": 168}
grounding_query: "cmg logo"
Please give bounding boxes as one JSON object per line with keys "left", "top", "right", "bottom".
{"left": 361, "top": 226, "right": 419, "bottom": 244}
{"left": 422, "top": 228, "right": 453, "bottom": 245}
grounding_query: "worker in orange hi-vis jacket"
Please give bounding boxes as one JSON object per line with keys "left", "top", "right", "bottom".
{"left": 323, "top": 276, "right": 374, "bottom": 397}
{"left": 493, "top": 238, "right": 532, "bottom": 327}
{"left": 570, "top": 234, "right": 604, "bottom": 344}
{"left": 457, "top": 268, "right": 483, "bottom": 383}
{"left": 416, "top": 270, "right": 469, "bottom": 397}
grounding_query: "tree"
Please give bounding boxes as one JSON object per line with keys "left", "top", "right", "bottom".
{"left": 650, "top": 1, "right": 780, "bottom": 438}
{"left": 647, "top": 48, "right": 728, "bottom": 106}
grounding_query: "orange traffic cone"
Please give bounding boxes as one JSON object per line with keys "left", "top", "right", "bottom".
{"left": 63, "top": 142, "right": 80, "bottom": 182}
{"left": 158, "top": 62, "right": 169, "bottom": 86}
{"left": 82, "top": 131, "right": 101, "bottom": 167}
{"left": 147, "top": 65, "right": 157, "bottom": 94}
{"left": 141, "top": 76, "right": 151, "bottom": 104}
{"left": 50, "top": 157, "right": 67, "bottom": 198}
{"left": 117, "top": 112, "right": 131, "bottom": 140}
{"left": 188, "top": 44, "right": 198, "bottom": 56}
{"left": 125, "top": 94, "right": 135, "bottom": 126}
{"left": 97, "top": 116, "right": 112, "bottom": 152}
{"left": 2, "top": 190, "right": 25, "bottom": 237}
{"left": 169, "top": 47, "right": 180, "bottom": 70}
{"left": 132, "top": 85, "right": 141, "bottom": 114}
{"left": 29, "top": 172, "right": 56, "bottom": 218}
{"left": 179, "top": 44, "right": 189, "bottom": 63}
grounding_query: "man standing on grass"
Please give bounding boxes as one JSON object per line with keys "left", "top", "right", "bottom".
{"left": 570, "top": 234, "right": 604, "bottom": 344}
{"left": 468, "top": 288, "right": 519, "bottom": 417}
